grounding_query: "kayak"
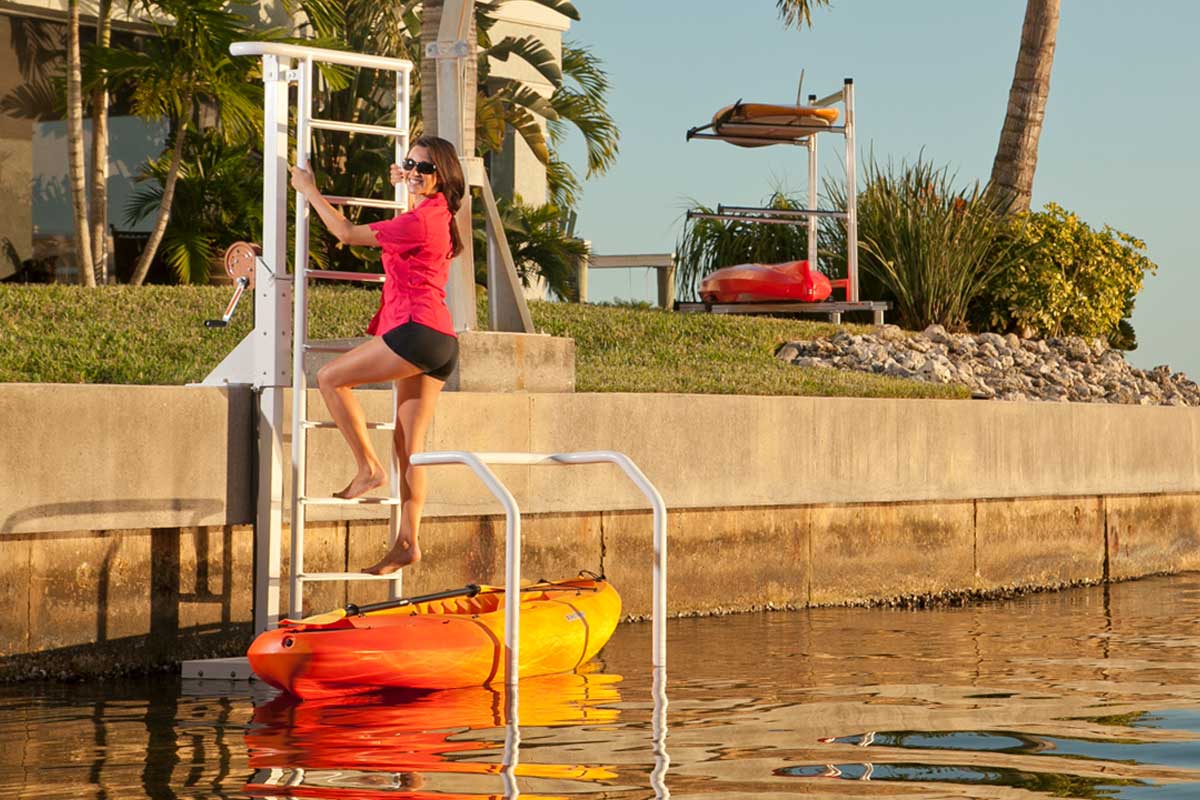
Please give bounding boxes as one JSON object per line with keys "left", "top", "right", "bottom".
{"left": 248, "top": 576, "right": 621, "bottom": 699}
{"left": 713, "top": 101, "right": 840, "bottom": 147}
{"left": 700, "top": 260, "right": 834, "bottom": 304}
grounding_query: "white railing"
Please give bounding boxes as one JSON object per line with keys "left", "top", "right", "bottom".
{"left": 229, "top": 41, "right": 415, "bottom": 75}
{"left": 410, "top": 450, "right": 669, "bottom": 683}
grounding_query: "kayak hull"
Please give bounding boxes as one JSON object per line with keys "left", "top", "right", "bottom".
{"left": 248, "top": 577, "right": 621, "bottom": 699}
{"left": 700, "top": 260, "right": 833, "bottom": 304}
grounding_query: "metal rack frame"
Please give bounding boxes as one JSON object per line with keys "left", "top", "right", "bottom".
{"left": 683, "top": 79, "right": 889, "bottom": 323}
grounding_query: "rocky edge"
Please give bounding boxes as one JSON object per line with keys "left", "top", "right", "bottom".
{"left": 776, "top": 325, "right": 1200, "bottom": 406}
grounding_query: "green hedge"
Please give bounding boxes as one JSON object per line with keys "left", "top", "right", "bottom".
{"left": 0, "top": 284, "right": 964, "bottom": 399}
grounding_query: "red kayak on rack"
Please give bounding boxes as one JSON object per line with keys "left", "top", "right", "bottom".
{"left": 699, "top": 259, "right": 833, "bottom": 304}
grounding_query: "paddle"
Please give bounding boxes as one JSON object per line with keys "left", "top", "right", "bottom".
{"left": 291, "top": 583, "right": 482, "bottom": 626}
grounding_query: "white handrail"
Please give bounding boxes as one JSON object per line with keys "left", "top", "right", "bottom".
{"left": 229, "top": 41, "right": 414, "bottom": 73}
{"left": 410, "top": 450, "right": 669, "bottom": 685}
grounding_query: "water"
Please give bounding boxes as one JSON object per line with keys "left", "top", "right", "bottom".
{"left": 4, "top": 574, "right": 1200, "bottom": 799}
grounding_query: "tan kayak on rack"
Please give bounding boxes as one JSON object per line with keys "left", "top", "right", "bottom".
{"left": 712, "top": 102, "right": 840, "bottom": 147}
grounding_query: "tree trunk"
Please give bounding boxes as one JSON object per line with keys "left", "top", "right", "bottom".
{"left": 127, "top": 115, "right": 189, "bottom": 286}
{"left": 988, "top": 0, "right": 1060, "bottom": 214}
{"left": 66, "top": 0, "right": 95, "bottom": 286}
{"left": 89, "top": 0, "right": 113, "bottom": 284}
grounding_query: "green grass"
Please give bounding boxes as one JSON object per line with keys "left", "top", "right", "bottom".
{"left": 0, "top": 284, "right": 966, "bottom": 398}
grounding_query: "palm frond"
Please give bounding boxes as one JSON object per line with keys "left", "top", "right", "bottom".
{"left": 486, "top": 34, "right": 563, "bottom": 88}
{"left": 487, "top": 76, "right": 559, "bottom": 120}
{"left": 775, "top": 0, "right": 832, "bottom": 29}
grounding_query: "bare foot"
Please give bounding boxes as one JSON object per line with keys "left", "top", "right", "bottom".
{"left": 362, "top": 539, "right": 421, "bottom": 575}
{"left": 333, "top": 464, "right": 386, "bottom": 499}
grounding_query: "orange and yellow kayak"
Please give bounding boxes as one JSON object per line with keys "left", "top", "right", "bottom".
{"left": 248, "top": 576, "right": 621, "bottom": 699}
{"left": 713, "top": 102, "right": 840, "bottom": 147}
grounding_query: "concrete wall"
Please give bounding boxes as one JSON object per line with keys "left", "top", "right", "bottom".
{"left": 1, "top": 383, "right": 1199, "bottom": 676}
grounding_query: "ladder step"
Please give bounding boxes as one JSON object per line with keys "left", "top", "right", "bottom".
{"left": 303, "top": 341, "right": 354, "bottom": 353}
{"left": 325, "top": 195, "right": 406, "bottom": 211}
{"left": 302, "top": 420, "right": 395, "bottom": 430}
{"left": 299, "top": 496, "right": 402, "bottom": 506}
{"left": 309, "top": 118, "right": 409, "bottom": 138}
{"left": 297, "top": 571, "right": 403, "bottom": 583}
{"left": 305, "top": 269, "right": 386, "bottom": 283}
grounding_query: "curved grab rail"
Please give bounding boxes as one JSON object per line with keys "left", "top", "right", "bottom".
{"left": 230, "top": 41, "right": 414, "bottom": 73}
{"left": 410, "top": 450, "right": 668, "bottom": 684}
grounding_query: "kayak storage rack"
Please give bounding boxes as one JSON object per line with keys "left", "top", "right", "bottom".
{"left": 681, "top": 78, "right": 891, "bottom": 324}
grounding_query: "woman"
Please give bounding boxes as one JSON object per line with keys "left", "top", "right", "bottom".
{"left": 289, "top": 135, "right": 464, "bottom": 575}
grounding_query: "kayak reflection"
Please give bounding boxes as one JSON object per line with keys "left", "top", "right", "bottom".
{"left": 243, "top": 670, "right": 623, "bottom": 799}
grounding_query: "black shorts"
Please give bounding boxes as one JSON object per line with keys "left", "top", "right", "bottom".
{"left": 380, "top": 321, "right": 459, "bottom": 381}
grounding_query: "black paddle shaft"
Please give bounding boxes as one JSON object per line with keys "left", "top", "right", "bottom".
{"left": 345, "top": 583, "right": 481, "bottom": 617}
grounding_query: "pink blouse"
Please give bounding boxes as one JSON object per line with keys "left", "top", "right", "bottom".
{"left": 366, "top": 193, "right": 456, "bottom": 337}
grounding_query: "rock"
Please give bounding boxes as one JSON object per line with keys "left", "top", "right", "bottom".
{"left": 776, "top": 344, "right": 800, "bottom": 362}
{"left": 776, "top": 327, "right": 1196, "bottom": 407}
{"left": 876, "top": 324, "right": 906, "bottom": 342}
{"left": 920, "top": 358, "right": 954, "bottom": 382}
{"left": 923, "top": 324, "right": 952, "bottom": 344}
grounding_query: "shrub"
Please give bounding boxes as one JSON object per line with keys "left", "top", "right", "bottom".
{"left": 972, "top": 203, "right": 1156, "bottom": 348}
{"left": 825, "top": 156, "right": 1014, "bottom": 331}
{"left": 472, "top": 197, "right": 588, "bottom": 301}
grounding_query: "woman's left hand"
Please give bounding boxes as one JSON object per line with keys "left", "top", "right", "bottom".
{"left": 290, "top": 166, "right": 317, "bottom": 195}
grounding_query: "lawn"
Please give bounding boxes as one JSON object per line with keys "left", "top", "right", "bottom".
{"left": 0, "top": 284, "right": 965, "bottom": 399}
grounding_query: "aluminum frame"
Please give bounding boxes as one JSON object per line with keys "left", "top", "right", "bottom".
{"left": 686, "top": 78, "right": 864, "bottom": 305}
{"left": 226, "top": 42, "right": 416, "bottom": 629}
{"left": 410, "top": 450, "right": 669, "bottom": 684}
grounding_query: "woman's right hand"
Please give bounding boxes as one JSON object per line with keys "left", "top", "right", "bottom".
{"left": 388, "top": 162, "right": 404, "bottom": 186}
{"left": 290, "top": 165, "right": 317, "bottom": 195}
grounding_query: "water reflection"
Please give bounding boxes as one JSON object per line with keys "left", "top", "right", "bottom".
{"left": 243, "top": 671, "right": 626, "bottom": 799}
{"left": 4, "top": 575, "right": 1200, "bottom": 799}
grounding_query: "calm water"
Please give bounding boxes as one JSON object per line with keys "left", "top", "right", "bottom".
{"left": 4, "top": 574, "right": 1200, "bottom": 799}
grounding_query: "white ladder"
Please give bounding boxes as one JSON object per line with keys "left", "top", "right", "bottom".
{"left": 288, "top": 45, "right": 417, "bottom": 617}
{"left": 227, "top": 42, "right": 418, "bottom": 618}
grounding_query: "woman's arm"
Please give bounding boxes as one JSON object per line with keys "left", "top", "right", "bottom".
{"left": 290, "top": 166, "right": 379, "bottom": 247}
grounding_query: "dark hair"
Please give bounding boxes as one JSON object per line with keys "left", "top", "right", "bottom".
{"left": 414, "top": 135, "right": 466, "bottom": 257}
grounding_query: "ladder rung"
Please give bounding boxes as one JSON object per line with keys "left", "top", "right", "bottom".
{"left": 305, "top": 269, "right": 386, "bottom": 283}
{"left": 297, "top": 571, "right": 403, "bottom": 583}
{"left": 303, "top": 341, "right": 354, "bottom": 353}
{"left": 299, "top": 496, "right": 402, "bottom": 506}
{"left": 302, "top": 420, "right": 395, "bottom": 430}
{"left": 309, "top": 118, "right": 409, "bottom": 138}
{"left": 325, "top": 195, "right": 406, "bottom": 211}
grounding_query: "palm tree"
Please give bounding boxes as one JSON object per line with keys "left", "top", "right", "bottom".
{"left": 89, "top": 0, "right": 114, "bottom": 284}
{"left": 987, "top": 0, "right": 1060, "bottom": 213}
{"left": 65, "top": 0, "right": 95, "bottom": 287}
{"left": 97, "top": 0, "right": 261, "bottom": 285}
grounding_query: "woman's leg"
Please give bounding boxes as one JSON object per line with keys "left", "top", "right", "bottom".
{"left": 317, "top": 337, "right": 424, "bottom": 499}
{"left": 363, "top": 372, "right": 445, "bottom": 574}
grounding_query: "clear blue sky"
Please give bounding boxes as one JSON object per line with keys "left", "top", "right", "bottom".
{"left": 560, "top": 0, "right": 1199, "bottom": 379}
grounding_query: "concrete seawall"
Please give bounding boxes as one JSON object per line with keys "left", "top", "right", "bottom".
{"left": 1, "top": 383, "right": 1198, "bottom": 677}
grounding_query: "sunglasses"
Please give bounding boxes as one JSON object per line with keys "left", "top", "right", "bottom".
{"left": 401, "top": 158, "right": 437, "bottom": 175}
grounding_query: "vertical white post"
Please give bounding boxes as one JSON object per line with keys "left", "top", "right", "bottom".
{"left": 288, "top": 56, "right": 314, "bottom": 620}
{"left": 843, "top": 78, "right": 858, "bottom": 303}
{"left": 254, "top": 53, "right": 294, "bottom": 634}
{"left": 432, "top": 0, "right": 478, "bottom": 331}
{"left": 388, "top": 68, "right": 410, "bottom": 601}
{"left": 806, "top": 129, "right": 818, "bottom": 271}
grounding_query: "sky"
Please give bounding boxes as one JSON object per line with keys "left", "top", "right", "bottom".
{"left": 558, "top": 0, "right": 1200, "bottom": 379}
